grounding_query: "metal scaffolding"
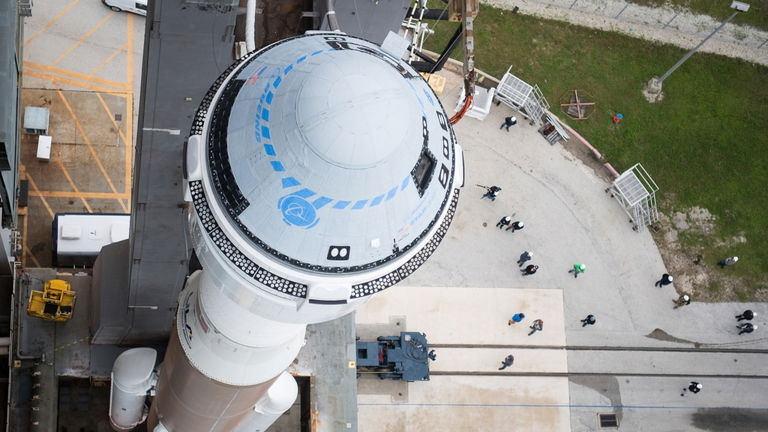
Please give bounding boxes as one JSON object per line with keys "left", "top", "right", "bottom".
{"left": 494, "top": 66, "right": 549, "bottom": 126}
{"left": 608, "top": 163, "right": 659, "bottom": 232}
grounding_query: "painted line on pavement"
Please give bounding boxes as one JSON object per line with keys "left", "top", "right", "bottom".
{"left": 20, "top": 165, "right": 55, "bottom": 219}
{"left": 52, "top": 152, "right": 93, "bottom": 213}
{"left": 30, "top": 190, "right": 130, "bottom": 199}
{"left": 89, "top": 43, "right": 128, "bottom": 76}
{"left": 56, "top": 90, "right": 128, "bottom": 212}
{"left": 51, "top": 11, "right": 117, "bottom": 66}
{"left": 23, "top": 70, "right": 126, "bottom": 94}
{"left": 24, "top": 61, "right": 129, "bottom": 90}
{"left": 143, "top": 128, "right": 181, "bottom": 135}
{"left": 23, "top": 0, "right": 82, "bottom": 47}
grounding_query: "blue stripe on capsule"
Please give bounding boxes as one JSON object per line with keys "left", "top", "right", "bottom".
{"left": 270, "top": 161, "right": 285, "bottom": 172}
{"left": 284, "top": 65, "right": 293, "bottom": 74}
{"left": 333, "top": 200, "right": 351, "bottom": 209}
{"left": 264, "top": 144, "right": 276, "bottom": 156}
{"left": 281, "top": 177, "right": 300, "bottom": 188}
{"left": 297, "top": 55, "right": 307, "bottom": 63}
{"left": 272, "top": 76, "right": 282, "bottom": 88}
{"left": 370, "top": 194, "right": 385, "bottom": 207}
{"left": 266, "top": 91, "right": 274, "bottom": 104}
{"left": 401, "top": 176, "right": 411, "bottom": 191}
{"left": 261, "top": 108, "right": 270, "bottom": 121}
{"left": 294, "top": 188, "right": 316, "bottom": 198}
{"left": 423, "top": 89, "right": 435, "bottom": 106}
{"left": 352, "top": 200, "right": 368, "bottom": 210}
{"left": 311, "top": 50, "right": 323, "bottom": 56}
{"left": 313, "top": 196, "right": 333, "bottom": 209}
{"left": 261, "top": 126, "right": 271, "bottom": 139}
{"left": 386, "top": 186, "right": 398, "bottom": 201}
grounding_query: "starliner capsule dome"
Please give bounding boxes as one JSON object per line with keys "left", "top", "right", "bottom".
{"left": 185, "top": 34, "right": 463, "bottom": 304}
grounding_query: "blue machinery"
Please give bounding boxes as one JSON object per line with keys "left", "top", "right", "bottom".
{"left": 356, "top": 332, "right": 435, "bottom": 382}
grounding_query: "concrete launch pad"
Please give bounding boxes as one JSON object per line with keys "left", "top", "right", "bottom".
{"left": 357, "top": 286, "right": 570, "bottom": 431}
{"left": 353, "top": 68, "right": 768, "bottom": 432}
{"left": 19, "top": 88, "right": 132, "bottom": 268}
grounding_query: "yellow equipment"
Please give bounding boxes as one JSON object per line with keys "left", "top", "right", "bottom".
{"left": 26, "top": 279, "right": 76, "bottom": 322}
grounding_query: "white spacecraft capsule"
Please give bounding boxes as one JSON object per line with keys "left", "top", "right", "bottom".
{"left": 139, "top": 33, "right": 463, "bottom": 432}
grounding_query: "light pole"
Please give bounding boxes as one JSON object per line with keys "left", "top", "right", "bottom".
{"left": 643, "top": 1, "right": 750, "bottom": 102}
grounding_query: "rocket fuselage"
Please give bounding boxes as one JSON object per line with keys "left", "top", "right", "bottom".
{"left": 145, "top": 32, "right": 463, "bottom": 432}
{"left": 147, "top": 327, "right": 275, "bottom": 431}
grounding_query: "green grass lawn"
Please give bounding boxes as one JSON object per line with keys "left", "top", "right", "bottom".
{"left": 629, "top": 0, "right": 768, "bottom": 31}
{"left": 423, "top": 6, "right": 768, "bottom": 299}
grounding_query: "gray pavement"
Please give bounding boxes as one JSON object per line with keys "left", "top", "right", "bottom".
{"left": 358, "top": 69, "right": 768, "bottom": 431}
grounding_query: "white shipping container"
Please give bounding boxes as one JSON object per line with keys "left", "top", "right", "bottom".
{"left": 52, "top": 213, "right": 130, "bottom": 267}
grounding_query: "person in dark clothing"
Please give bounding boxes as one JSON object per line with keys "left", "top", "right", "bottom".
{"left": 498, "top": 354, "right": 515, "bottom": 370}
{"left": 499, "top": 116, "right": 517, "bottom": 131}
{"left": 682, "top": 381, "right": 702, "bottom": 396}
{"left": 528, "top": 319, "right": 543, "bottom": 336}
{"left": 496, "top": 216, "right": 512, "bottom": 229}
{"left": 517, "top": 251, "right": 533, "bottom": 267}
{"left": 581, "top": 315, "right": 596, "bottom": 327}
{"left": 718, "top": 256, "right": 739, "bottom": 268}
{"left": 482, "top": 186, "right": 502, "bottom": 201}
{"left": 738, "top": 323, "right": 756, "bottom": 335}
{"left": 736, "top": 310, "right": 755, "bottom": 321}
{"left": 522, "top": 264, "right": 538, "bottom": 276}
{"left": 505, "top": 221, "right": 525, "bottom": 232}
{"left": 673, "top": 294, "right": 691, "bottom": 309}
{"left": 655, "top": 273, "right": 673, "bottom": 287}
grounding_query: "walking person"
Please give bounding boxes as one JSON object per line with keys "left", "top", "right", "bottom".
{"left": 528, "top": 319, "right": 543, "bottom": 336}
{"left": 496, "top": 216, "right": 512, "bottom": 229}
{"left": 718, "top": 256, "right": 739, "bottom": 268}
{"left": 521, "top": 264, "right": 539, "bottom": 276}
{"left": 736, "top": 310, "right": 755, "bottom": 321}
{"left": 569, "top": 263, "right": 586, "bottom": 278}
{"left": 681, "top": 381, "right": 702, "bottom": 396}
{"left": 655, "top": 273, "right": 673, "bottom": 287}
{"left": 499, "top": 116, "right": 517, "bottom": 131}
{"left": 580, "top": 314, "right": 596, "bottom": 327}
{"left": 673, "top": 294, "right": 691, "bottom": 309}
{"left": 481, "top": 185, "right": 502, "bottom": 201}
{"left": 505, "top": 221, "right": 525, "bottom": 232}
{"left": 498, "top": 354, "right": 515, "bottom": 370}
{"left": 738, "top": 323, "right": 756, "bottom": 335}
{"left": 508, "top": 313, "right": 525, "bottom": 325}
{"left": 517, "top": 251, "right": 533, "bottom": 267}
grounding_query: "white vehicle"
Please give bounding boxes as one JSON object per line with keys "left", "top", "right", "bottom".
{"left": 102, "top": 0, "right": 147, "bottom": 16}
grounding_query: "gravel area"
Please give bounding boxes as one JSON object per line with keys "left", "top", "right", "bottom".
{"left": 484, "top": 0, "right": 768, "bottom": 65}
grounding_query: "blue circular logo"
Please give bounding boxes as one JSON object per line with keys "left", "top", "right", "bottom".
{"left": 279, "top": 195, "right": 319, "bottom": 229}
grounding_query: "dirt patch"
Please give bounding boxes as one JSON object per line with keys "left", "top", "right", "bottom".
{"left": 653, "top": 208, "right": 718, "bottom": 299}
{"left": 651, "top": 204, "right": 768, "bottom": 302}
{"left": 559, "top": 140, "right": 766, "bottom": 302}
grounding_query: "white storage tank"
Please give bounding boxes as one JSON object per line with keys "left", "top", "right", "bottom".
{"left": 110, "top": 348, "right": 157, "bottom": 431}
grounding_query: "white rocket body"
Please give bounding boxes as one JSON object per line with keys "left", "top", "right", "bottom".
{"left": 122, "top": 33, "right": 463, "bottom": 432}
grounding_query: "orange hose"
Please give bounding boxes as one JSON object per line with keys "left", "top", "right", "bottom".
{"left": 450, "top": 93, "right": 473, "bottom": 125}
